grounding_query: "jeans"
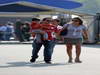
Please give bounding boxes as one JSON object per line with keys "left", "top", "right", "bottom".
{"left": 32, "top": 39, "right": 56, "bottom": 61}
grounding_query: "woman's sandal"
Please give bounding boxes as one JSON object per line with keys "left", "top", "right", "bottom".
{"left": 68, "top": 58, "right": 73, "bottom": 63}
{"left": 75, "top": 59, "right": 82, "bottom": 63}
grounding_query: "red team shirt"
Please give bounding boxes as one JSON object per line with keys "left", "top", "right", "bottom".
{"left": 30, "top": 22, "right": 59, "bottom": 40}
{"left": 30, "top": 22, "right": 41, "bottom": 29}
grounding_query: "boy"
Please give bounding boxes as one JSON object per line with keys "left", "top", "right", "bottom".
{"left": 30, "top": 18, "right": 48, "bottom": 43}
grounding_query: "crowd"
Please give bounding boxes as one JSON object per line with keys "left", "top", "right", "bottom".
{"left": 0, "top": 22, "right": 15, "bottom": 41}
{"left": 0, "top": 20, "right": 31, "bottom": 42}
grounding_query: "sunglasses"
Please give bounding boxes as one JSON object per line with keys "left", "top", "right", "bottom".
{"left": 46, "top": 20, "right": 51, "bottom": 22}
{"left": 72, "top": 20, "right": 79, "bottom": 22}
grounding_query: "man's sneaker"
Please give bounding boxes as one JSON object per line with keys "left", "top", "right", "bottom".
{"left": 30, "top": 58, "right": 36, "bottom": 63}
{"left": 45, "top": 61, "right": 52, "bottom": 64}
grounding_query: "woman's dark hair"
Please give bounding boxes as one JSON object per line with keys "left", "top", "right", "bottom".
{"left": 72, "top": 17, "right": 83, "bottom": 25}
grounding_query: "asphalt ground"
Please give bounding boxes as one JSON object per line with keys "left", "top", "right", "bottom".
{"left": 0, "top": 44, "right": 100, "bottom": 75}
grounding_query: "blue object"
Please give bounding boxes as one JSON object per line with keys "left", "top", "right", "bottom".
{"left": 0, "top": 4, "right": 50, "bottom": 12}
{"left": 0, "top": 0, "right": 82, "bottom": 12}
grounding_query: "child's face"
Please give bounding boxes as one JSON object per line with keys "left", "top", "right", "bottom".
{"left": 51, "top": 20, "right": 59, "bottom": 25}
{"left": 34, "top": 21, "right": 40, "bottom": 24}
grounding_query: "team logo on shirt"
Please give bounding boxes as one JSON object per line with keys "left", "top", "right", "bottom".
{"left": 51, "top": 27, "right": 54, "bottom": 29}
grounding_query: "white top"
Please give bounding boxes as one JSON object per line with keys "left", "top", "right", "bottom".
{"left": 63, "top": 24, "right": 87, "bottom": 38}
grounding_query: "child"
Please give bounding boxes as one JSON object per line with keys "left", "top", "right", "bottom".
{"left": 30, "top": 18, "right": 48, "bottom": 43}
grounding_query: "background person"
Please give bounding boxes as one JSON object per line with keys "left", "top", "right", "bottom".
{"left": 21, "top": 22, "right": 31, "bottom": 41}
{"left": 14, "top": 19, "right": 25, "bottom": 42}
{"left": 5, "top": 22, "right": 14, "bottom": 41}
{"left": 0, "top": 24, "right": 7, "bottom": 40}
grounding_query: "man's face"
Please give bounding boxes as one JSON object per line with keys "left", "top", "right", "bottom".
{"left": 43, "top": 18, "right": 52, "bottom": 24}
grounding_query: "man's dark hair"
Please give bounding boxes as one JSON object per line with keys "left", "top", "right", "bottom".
{"left": 32, "top": 18, "right": 40, "bottom": 21}
{"left": 42, "top": 17, "right": 51, "bottom": 21}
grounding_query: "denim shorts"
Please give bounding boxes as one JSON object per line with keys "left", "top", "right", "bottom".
{"left": 64, "top": 38, "right": 82, "bottom": 44}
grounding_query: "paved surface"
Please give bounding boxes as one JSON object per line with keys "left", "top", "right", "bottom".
{"left": 0, "top": 44, "right": 100, "bottom": 75}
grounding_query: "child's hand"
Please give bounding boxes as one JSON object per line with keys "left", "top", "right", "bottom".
{"left": 40, "top": 31, "right": 45, "bottom": 34}
{"left": 60, "top": 37, "right": 64, "bottom": 41}
{"left": 85, "top": 39, "right": 90, "bottom": 43}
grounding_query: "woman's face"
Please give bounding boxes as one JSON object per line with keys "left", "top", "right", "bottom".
{"left": 72, "top": 19, "right": 80, "bottom": 26}
{"left": 42, "top": 19, "right": 51, "bottom": 24}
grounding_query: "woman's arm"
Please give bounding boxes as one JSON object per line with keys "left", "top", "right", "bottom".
{"left": 83, "top": 30, "right": 88, "bottom": 41}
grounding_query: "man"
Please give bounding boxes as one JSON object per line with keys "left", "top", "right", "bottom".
{"left": 30, "top": 17, "right": 58, "bottom": 64}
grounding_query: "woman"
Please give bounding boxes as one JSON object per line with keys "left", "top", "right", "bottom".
{"left": 62, "top": 17, "right": 88, "bottom": 63}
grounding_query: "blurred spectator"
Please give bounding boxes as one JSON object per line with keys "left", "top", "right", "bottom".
{"left": 9, "top": 22, "right": 16, "bottom": 40}
{"left": 15, "top": 19, "right": 25, "bottom": 42}
{"left": 5, "top": 22, "right": 13, "bottom": 41}
{"left": 21, "top": 22, "right": 31, "bottom": 41}
{"left": 0, "top": 25, "right": 4, "bottom": 40}
{"left": 0, "top": 24, "right": 7, "bottom": 40}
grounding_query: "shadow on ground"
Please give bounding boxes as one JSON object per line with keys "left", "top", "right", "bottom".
{"left": 82, "top": 44, "right": 100, "bottom": 48}
{"left": 0, "top": 61, "right": 74, "bottom": 68}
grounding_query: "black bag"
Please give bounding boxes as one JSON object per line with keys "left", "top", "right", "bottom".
{"left": 60, "top": 24, "right": 69, "bottom": 36}
{"left": 60, "top": 28, "right": 68, "bottom": 36}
